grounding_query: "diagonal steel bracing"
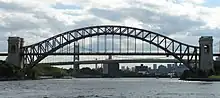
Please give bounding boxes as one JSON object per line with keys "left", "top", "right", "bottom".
{"left": 22, "top": 25, "right": 199, "bottom": 72}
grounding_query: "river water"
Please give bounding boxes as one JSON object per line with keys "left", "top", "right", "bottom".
{"left": 0, "top": 78, "right": 219, "bottom": 98}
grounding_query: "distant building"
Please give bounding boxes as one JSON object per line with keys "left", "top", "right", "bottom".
{"left": 158, "top": 65, "right": 168, "bottom": 75}
{"left": 172, "top": 64, "right": 175, "bottom": 68}
{"left": 172, "top": 64, "right": 188, "bottom": 76}
{"left": 103, "top": 64, "right": 108, "bottom": 74}
{"left": 121, "top": 66, "right": 125, "bottom": 71}
{"left": 153, "top": 64, "right": 157, "bottom": 70}
{"left": 167, "top": 64, "right": 172, "bottom": 69}
{"left": 167, "top": 64, "right": 172, "bottom": 72}
{"left": 131, "top": 67, "right": 135, "bottom": 72}
{"left": 135, "top": 64, "right": 148, "bottom": 74}
{"left": 126, "top": 66, "right": 130, "bottom": 71}
{"left": 95, "top": 64, "right": 98, "bottom": 69}
{"left": 103, "top": 63, "right": 119, "bottom": 77}
{"left": 174, "top": 63, "right": 178, "bottom": 69}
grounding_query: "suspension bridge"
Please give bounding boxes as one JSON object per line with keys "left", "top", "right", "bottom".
{"left": 1, "top": 25, "right": 220, "bottom": 75}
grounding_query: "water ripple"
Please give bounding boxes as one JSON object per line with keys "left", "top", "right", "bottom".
{"left": 0, "top": 78, "right": 219, "bottom": 98}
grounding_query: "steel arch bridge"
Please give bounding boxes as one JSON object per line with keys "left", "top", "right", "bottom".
{"left": 22, "top": 25, "right": 199, "bottom": 71}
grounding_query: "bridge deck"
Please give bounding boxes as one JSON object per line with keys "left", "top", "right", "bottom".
{"left": 38, "top": 59, "right": 197, "bottom": 66}
{"left": 0, "top": 53, "right": 220, "bottom": 56}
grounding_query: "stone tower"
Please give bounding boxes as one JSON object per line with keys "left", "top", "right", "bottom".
{"left": 6, "top": 37, "right": 24, "bottom": 68}
{"left": 199, "top": 36, "right": 214, "bottom": 73}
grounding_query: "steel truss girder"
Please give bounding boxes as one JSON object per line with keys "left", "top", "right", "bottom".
{"left": 22, "top": 25, "right": 199, "bottom": 71}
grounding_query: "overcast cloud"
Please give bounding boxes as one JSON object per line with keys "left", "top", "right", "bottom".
{"left": 0, "top": 0, "right": 220, "bottom": 52}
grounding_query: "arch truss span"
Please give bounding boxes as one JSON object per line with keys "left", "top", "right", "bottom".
{"left": 22, "top": 25, "right": 199, "bottom": 71}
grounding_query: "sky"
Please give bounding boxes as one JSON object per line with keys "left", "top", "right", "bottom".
{"left": 0, "top": 0, "right": 220, "bottom": 68}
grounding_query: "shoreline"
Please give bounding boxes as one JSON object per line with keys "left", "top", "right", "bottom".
{"left": 180, "top": 78, "right": 220, "bottom": 82}
{"left": 2, "top": 76, "right": 220, "bottom": 82}
{"left": 0, "top": 76, "right": 178, "bottom": 81}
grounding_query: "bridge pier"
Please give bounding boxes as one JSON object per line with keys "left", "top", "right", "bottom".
{"left": 6, "top": 37, "right": 24, "bottom": 68}
{"left": 199, "top": 36, "right": 214, "bottom": 76}
{"left": 73, "top": 43, "right": 80, "bottom": 73}
{"left": 74, "top": 64, "right": 79, "bottom": 72}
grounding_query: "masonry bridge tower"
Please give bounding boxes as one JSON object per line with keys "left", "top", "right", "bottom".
{"left": 199, "top": 36, "right": 214, "bottom": 74}
{"left": 6, "top": 37, "right": 24, "bottom": 68}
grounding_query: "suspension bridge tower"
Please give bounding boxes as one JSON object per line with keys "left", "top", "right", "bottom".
{"left": 73, "top": 30, "right": 80, "bottom": 73}
{"left": 73, "top": 42, "right": 80, "bottom": 72}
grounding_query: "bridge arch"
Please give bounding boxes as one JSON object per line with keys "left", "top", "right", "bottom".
{"left": 23, "top": 25, "right": 199, "bottom": 71}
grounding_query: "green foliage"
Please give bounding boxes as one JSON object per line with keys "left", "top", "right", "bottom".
{"left": 214, "top": 65, "right": 220, "bottom": 75}
{"left": 34, "top": 64, "right": 68, "bottom": 78}
{"left": 119, "top": 70, "right": 137, "bottom": 77}
{"left": 79, "top": 67, "right": 102, "bottom": 75}
{"left": 26, "top": 67, "right": 40, "bottom": 79}
{"left": 209, "top": 75, "right": 220, "bottom": 79}
{"left": 216, "top": 70, "right": 220, "bottom": 75}
{"left": 179, "top": 70, "right": 199, "bottom": 80}
{"left": 0, "top": 60, "right": 22, "bottom": 78}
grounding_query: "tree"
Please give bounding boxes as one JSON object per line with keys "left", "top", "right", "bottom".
{"left": 0, "top": 60, "right": 21, "bottom": 78}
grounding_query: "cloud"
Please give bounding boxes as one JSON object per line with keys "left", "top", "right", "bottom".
{"left": 0, "top": 0, "right": 220, "bottom": 65}
{"left": 183, "top": 0, "right": 205, "bottom": 4}
{"left": 0, "top": 0, "right": 29, "bottom": 12}
{"left": 89, "top": 8, "right": 125, "bottom": 22}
